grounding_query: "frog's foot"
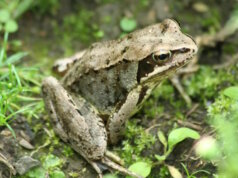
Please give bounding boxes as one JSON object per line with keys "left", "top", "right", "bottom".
{"left": 80, "top": 151, "right": 141, "bottom": 178}
{"left": 101, "top": 157, "right": 143, "bottom": 178}
{"left": 105, "top": 151, "right": 124, "bottom": 166}
{"left": 87, "top": 159, "right": 103, "bottom": 178}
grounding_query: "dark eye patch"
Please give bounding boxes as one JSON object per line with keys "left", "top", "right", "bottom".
{"left": 137, "top": 56, "right": 156, "bottom": 83}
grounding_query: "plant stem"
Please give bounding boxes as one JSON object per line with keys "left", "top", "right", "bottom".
{"left": 0, "top": 32, "right": 9, "bottom": 66}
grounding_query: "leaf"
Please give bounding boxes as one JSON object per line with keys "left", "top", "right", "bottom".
{"left": 120, "top": 17, "right": 137, "bottom": 32}
{"left": 4, "top": 52, "right": 28, "bottom": 65}
{"left": 126, "top": 162, "right": 152, "bottom": 178}
{"left": 6, "top": 123, "right": 16, "bottom": 139}
{"left": 222, "top": 8, "right": 238, "bottom": 37}
{"left": 167, "top": 165, "right": 183, "bottom": 178}
{"left": 103, "top": 174, "right": 118, "bottom": 178}
{"left": 4, "top": 19, "right": 18, "bottom": 33}
{"left": 43, "top": 154, "right": 61, "bottom": 169}
{"left": 14, "top": 0, "right": 34, "bottom": 18}
{"left": 0, "top": 32, "right": 9, "bottom": 65}
{"left": 158, "top": 131, "right": 167, "bottom": 149}
{"left": 154, "top": 154, "right": 166, "bottom": 161}
{"left": 223, "top": 86, "right": 238, "bottom": 100}
{"left": 50, "top": 170, "right": 65, "bottom": 178}
{"left": 11, "top": 64, "right": 22, "bottom": 87}
{"left": 5, "top": 105, "right": 30, "bottom": 121}
{"left": 0, "top": 9, "right": 10, "bottom": 23}
{"left": 94, "top": 30, "right": 104, "bottom": 38}
{"left": 27, "top": 167, "right": 46, "bottom": 178}
{"left": 168, "top": 127, "right": 200, "bottom": 150}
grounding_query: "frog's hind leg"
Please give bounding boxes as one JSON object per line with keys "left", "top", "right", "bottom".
{"left": 42, "top": 77, "right": 107, "bottom": 175}
{"left": 42, "top": 77, "right": 140, "bottom": 178}
{"left": 42, "top": 87, "right": 69, "bottom": 142}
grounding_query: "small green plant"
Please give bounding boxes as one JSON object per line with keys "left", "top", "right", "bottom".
{"left": 24, "top": 154, "right": 65, "bottom": 178}
{"left": 181, "top": 163, "right": 210, "bottom": 178}
{"left": 112, "top": 120, "right": 155, "bottom": 177}
{"left": 155, "top": 127, "right": 200, "bottom": 162}
{"left": 121, "top": 127, "right": 200, "bottom": 178}
{"left": 118, "top": 121, "right": 199, "bottom": 177}
{"left": 126, "top": 161, "right": 152, "bottom": 178}
{"left": 120, "top": 17, "right": 137, "bottom": 32}
{"left": 223, "top": 86, "right": 238, "bottom": 100}
{"left": 118, "top": 120, "right": 156, "bottom": 165}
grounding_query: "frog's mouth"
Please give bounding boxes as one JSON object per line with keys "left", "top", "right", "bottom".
{"left": 137, "top": 48, "right": 196, "bottom": 83}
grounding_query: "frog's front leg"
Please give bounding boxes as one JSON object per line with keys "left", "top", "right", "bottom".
{"left": 107, "top": 85, "right": 153, "bottom": 145}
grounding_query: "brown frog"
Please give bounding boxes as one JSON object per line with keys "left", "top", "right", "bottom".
{"left": 42, "top": 19, "right": 197, "bottom": 178}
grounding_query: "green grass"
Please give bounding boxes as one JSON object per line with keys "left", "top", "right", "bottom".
{"left": 117, "top": 120, "right": 156, "bottom": 165}
{"left": 0, "top": 0, "right": 48, "bottom": 135}
{"left": 0, "top": 31, "right": 44, "bottom": 136}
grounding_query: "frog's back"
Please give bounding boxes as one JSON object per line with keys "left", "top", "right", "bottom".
{"left": 61, "top": 19, "right": 186, "bottom": 115}
{"left": 62, "top": 22, "right": 167, "bottom": 87}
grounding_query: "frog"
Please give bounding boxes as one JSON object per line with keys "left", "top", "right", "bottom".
{"left": 41, "top": 19, "right": 198, "bottom": 178}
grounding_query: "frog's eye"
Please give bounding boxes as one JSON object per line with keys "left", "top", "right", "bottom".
{"left": 152, "top": 51, "right": 172, "bottom": 62}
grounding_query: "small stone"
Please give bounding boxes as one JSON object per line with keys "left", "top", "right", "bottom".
{"left": 20, "top": 131, "right": 31, "bottom": 142}
{"left": 14, "top": 156, "right": 40, "bottom": 175}
{"left": 0, "top": 130, "right": 12, "bottom": 136}
{"left": 19, "top": 139, "right": 34, "bottom": 150}
{"left": 193, "top": 2, "right": 209, "bottom": 13}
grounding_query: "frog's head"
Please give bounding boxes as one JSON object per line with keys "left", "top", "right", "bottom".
{"left": 124, "top": 19, "right": 198, "bottom": 83}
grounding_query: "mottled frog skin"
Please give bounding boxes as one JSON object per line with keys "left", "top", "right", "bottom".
{"left": 42, "top": 19, "right": 197, "bottom": 177}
